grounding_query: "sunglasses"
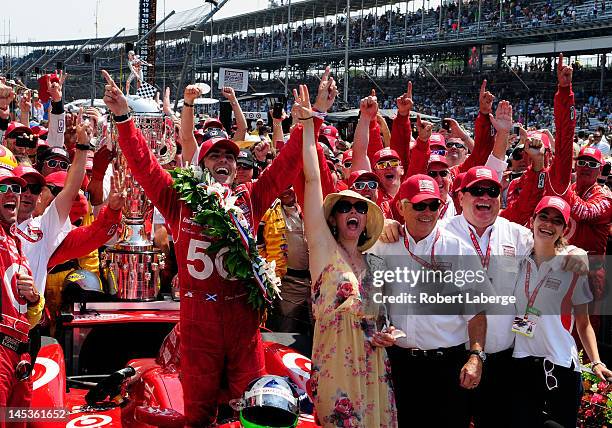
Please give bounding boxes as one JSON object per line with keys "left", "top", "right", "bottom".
{"left": 428, "top": 170, "right": 450, "bottom": 179}
{"left": 352, "top": 180, "right": 378, "bottom": 190}
{"left": 46, "top": 185, "right": 62, "bottom": 197}
{"left": 375, "top": 159, "right": 401, "bottom": 169}
{"left": 343, "top": 161, "right": 352, "bottom": 168}
{"left": 45, "top": 159, "right": 70, "bottom": 170}
{"left": 463, "top": 186, "right": 501, "bottom": 198}
{"left": 23, "top": 183, "right": 43, "bottom": 195}
{"left": 410, "top": 200, "right": 442, "bottom": 212}
{"left": 576, "top": 159, "right": 601, "bottom": 168}
{"left": 237, "top": 164, "right": 252, "bottom": 170}
{"left": 543, "top": 359, "right": 558, "bottom": 391}
{"left": 431, "top": 149, "right": 447, "bottom": 156}
{"left": 446, "top": 142, "right": 465, "bottom": 149}
{"left": 334, "top": 200, "right": 369, "bottom": 214}
{"left": 0, "top": 183, "right": 22, "bottom": 194}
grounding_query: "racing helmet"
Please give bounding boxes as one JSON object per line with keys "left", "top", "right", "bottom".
{"left": 0, "top": 145, "right": 18, "bottom": 171}
{"left": 237, "top": 375, "right": 299, "bottom": 428}
{"left": 62, "top": 269, "right": 104, "bottom": 304}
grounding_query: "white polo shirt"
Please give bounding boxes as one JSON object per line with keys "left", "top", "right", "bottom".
{"left": 443, "top": 214, "right": 534, "bottom": 353}
{"left": 17, "top": 199, "right": 72, "bottom": 295}
{"left": 368, "top": 224, "right": 491, "bottom": 350}
{"left": 512, "top": 254, "right": 592, "bottom": 371}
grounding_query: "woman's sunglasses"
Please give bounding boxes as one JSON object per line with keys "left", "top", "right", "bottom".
{"left": 463, "top": 186, "right": 501, "bottom": 198}
{"left": 352, "top": 180, "right": 378, "bottom": 190}
{"left": 334, "top": 200, "right": 369, "bottom": 214}
{"left": 410, "top": 200, "right": 442, "bottom": 212}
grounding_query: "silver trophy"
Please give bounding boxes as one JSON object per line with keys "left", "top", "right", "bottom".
{"left": 102, "top": 96, "right": 176, "bottom": 301}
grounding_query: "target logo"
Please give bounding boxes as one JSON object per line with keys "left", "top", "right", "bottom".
{"left": 66, "top": 414, "right": 112, "bottom": 428}
{"left": 281, "top": 352, "right": 311, "bottom": 380}
{"left": 32, "top": 357, "right": 60, "bottom": 391}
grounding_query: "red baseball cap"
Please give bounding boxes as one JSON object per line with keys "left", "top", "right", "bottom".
{"left": 197, "top": 137, "right": 240, "bottom": 164}
{"left": 527, "top": 131, "right": 551, "bottom": 150}
{"left": 347, "top": 170, "right": 380, "bottom": 188}
{"left": 462, "top": 166, "right": 500, "bottom": 189}
{"left": 534, "top": 196, "right": 571, "bottom": 225}
{"left": 342, "top": 149, "right": 353, "bottom": 163}
{"left": 14, "top": 165, "right": 45, "bottom": 185}
{"left": 321, "top": 125, "right": 339, "bottom": 145}
{"left": 429, "top": 133, "right": 446, "bottom": 149}
{"left": 0, "top": 168, "right": 26, "bottom": 187}
{"left": 398, "top": 174, "right": 441, "bottom": 203}
{"left": 5, "top": 122, "right": 32, "bottom": 139}
{"left": 203, "top": 118, "right": 224, "bottom": 131}
{"left": 45, "top": 171, "right": 67, "bottom": 187}
{"left": 576, "top": 146, "right": 604, "bottom": 164}
{"left": 30, "top": 125, "right": 48, "bottom": 138}
{"left": 428, "top": 154, "right": 449, "bottom": 169}
{"left": 318, "top": 134, "right": 336, "bottom": 152}
{"left": 372, "top": 148, "right": 400, "bottom": 165}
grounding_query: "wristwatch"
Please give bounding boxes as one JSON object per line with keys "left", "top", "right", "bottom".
{"left": 113, "top": 112, "right": 131, "bottom": 123}
{"left": 469, "top": 350, "right": 487, "bottom": 363}
{"left": 76, "top": 143, "right": 94, "bottom": 151}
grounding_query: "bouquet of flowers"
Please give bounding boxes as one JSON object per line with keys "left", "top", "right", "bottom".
{"left": 579, "top": 362, "right": 612, "bottom": 427}
{"left": 170, "top": 165, "right": 281, "bottom": 310}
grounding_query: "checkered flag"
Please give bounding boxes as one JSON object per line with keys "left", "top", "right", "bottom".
{"left": 136, "top": 81, "right": 158, "bottom": 99}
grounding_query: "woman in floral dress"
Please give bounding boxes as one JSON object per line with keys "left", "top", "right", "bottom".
{"left": 295, "top": 83, "right": 398, "bottom": 428}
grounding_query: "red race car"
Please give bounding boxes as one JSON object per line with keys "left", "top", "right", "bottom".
{"left": 29, "top": 307, "right": 318, "bottom": 428}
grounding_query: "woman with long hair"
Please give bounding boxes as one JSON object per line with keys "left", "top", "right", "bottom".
{"left": 511, "top": 196, "right": 612, "bottom": 427}
{"left": 296, "top": 83, "right": 397, "bottom": 427}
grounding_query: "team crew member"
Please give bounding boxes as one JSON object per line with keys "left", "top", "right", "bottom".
{"left": 370, "top": 174, "right": 487, "bottom": 427}
{"left": 101, "top": 69, "right": 324, "bottom": 426}
{"left": 346, "top": 170, "right": 393, "bottom": 218}
{"left": 427, "top": 154, "right": 455, "bottom": 220}
{"left": 511, "top": 196, "right": 612, "bottom": 428}
{"left": 0, "top": 168, "right": 45, "bottom": 427}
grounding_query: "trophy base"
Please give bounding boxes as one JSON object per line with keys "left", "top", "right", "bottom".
{"left": 102, "top": 248, "right": 165, "bottom": 301}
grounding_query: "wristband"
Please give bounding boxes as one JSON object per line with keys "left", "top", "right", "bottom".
{"left": 592, "top": 361, "right": 606, "bottom": 369}
{"left": 183, "top": 102, "right": 195, "bottom": 108}
{"left": 113, "top": 112, "right": 131, "bottom": 123}
{"left": 76, "top": 143, "right": 93, "bottom": 151}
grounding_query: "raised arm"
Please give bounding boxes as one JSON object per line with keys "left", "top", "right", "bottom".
{"left": 390, "top": 81, "right": 413, "bottom": 173}
{"left": 297, "top": 85, "right": 335, "bottom": 281}
{"left": 53, "top": 116, "right": 89, "bottom": 223}
{"left": 546, "top": 53, "right": 575, "bottom": 197}
{"left": 406, "top": 115, "right": 433, "bottom": 177}
{"left": 377, "top": 113, "right": 391, "bottom": 148}
{"left": 180, "top": 85, "right": 201, "bottom": 165}
{"left": 350, "top": 92, "right": 378, "bottom": 172}
{"left": 47, "top": 71, "right": 67, "bottom": 148}
{"left": 222, "top": 86, "right": 247, "bottom": 142}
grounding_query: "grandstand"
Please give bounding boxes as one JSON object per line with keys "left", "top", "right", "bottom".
{"left": 1, "top": 0, "right": 610, "bottom": 129}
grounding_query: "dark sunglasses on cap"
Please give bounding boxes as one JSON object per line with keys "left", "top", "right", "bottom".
{"left": 463, "top": 186, "right": 501, "bottom": 198}
{"left": 576, "top": 159, "right": 601, "bottom": 168}
{"left": 352, "top": 180, "right": 378, "bottom": 190}
{"left": 46, "top": 185, "right": 62, "bottom": 197}
{"left": 23, "top": 183, "right": 43, "bottom": 195}
{"left": 0, "top": 183, "right": 22, "bottom": 194}
{"left": 428, "top": 170, "right": 450, "bottom": 178}
{"left": 446, "top": 141, "right": 465, "bottom": 149}
{"left": 410, "top": 200, "right": 442, "bottom": 212}
{"left": 45, "top": 159, "right": 70, "bottom": 170}
{"left": 333, "top": 200, "right": 369, "bottom": 214}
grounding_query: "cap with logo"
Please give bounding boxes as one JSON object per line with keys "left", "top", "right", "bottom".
{"left": 14, "top": 165, "right": 46, "bottom": 185}
{"left": 237, "top": 150, "right": 256, "bottom": 168}
{"left": 197, "top": 137, "right": 240, "bottom": 164}
{"left": 372, "top": 148, "right": 400, "bottom": 165}
{"left": 399, "top": 174, "right": 441, "bottom": 203}
{"left": 429, "top": 133, "right": 446, "bottom": 149}
{"left": 576, "top": 146, "right": 603, "bottom": 164}
{"left": 428, "top": 154, "right": 449, "bottom": 168}
{"left": 5, "top": 122, "right": 33, "bottom": 139}
{"left": 462, "top": 166, "right": 501, "bottom": 190}
{"left": 347, "top": 170, "right": 380, "bottom": 188}
{"left": 342, "top": 149, "right": 353, "bottom": 163}
{"left": 534, "top": 196, "right": 571, "bottom": 225}
{"left": 0, "top": 168, "right": 26, "bottom": 187}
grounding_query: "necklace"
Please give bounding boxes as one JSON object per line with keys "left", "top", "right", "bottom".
{"left": 338, "top": 241, "right": 364, "bottom": 277}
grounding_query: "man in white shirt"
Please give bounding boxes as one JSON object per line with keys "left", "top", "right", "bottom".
{"left": 369, "top": 174, "right": 487, "bottom": 427}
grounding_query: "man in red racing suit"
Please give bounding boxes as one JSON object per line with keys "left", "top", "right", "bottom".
{"left": 101, "top": 71, "right": 309, "bottom": 426}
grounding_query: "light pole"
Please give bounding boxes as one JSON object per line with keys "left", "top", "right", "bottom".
{"left": 344, "top": 0, "right": 350, "bottom": 104}
{"left": 284, "top": 0, "right": 292, "bottom": 97}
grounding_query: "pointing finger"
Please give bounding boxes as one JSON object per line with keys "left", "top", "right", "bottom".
{"left": 558, "top": 53, "right": 564, "bottom": 71}
{"left": 407, "top": 81, "right": 412, "bottom": 98}
{"left": 101, "top": 70, "right": 118, "bottom": 88}
{"left": 480, "top": 79, "right": 487, "bottom": 95}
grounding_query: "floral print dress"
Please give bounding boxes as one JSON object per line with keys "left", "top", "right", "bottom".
{"left": 309, "top": 247, "right": 398, "bottom": 428}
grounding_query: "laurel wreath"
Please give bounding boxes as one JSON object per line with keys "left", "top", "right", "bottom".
{"left": 169, "top": 165, "right": 281, "bottom": 311}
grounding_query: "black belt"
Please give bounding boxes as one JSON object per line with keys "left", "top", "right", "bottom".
{"left": 285, "top": 268, "right": 310, "bottom": 279}
{"left": 0, "top": 332, "right": 29, "bottom": 355}
{"left": 398, "top": 344, "right": 466, "bottom": 359}
{"left": 49, "top": 259, "right": 79, "bottom": 274}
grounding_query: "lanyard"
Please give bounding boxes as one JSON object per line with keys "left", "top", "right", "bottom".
{"left": 403, "top": 227, "right": 440, "bottom": 270}
{"left": 524, "top": 262, "right": 552, "bottom": 309}
{"left": 469, "top": 228, "right": 492, "bottom": 270}
{"left": 11, "top": 224, "right": 43, "bottom": 243}
{"left": 439, "top": 201, "right": 449, "bottom": 219}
